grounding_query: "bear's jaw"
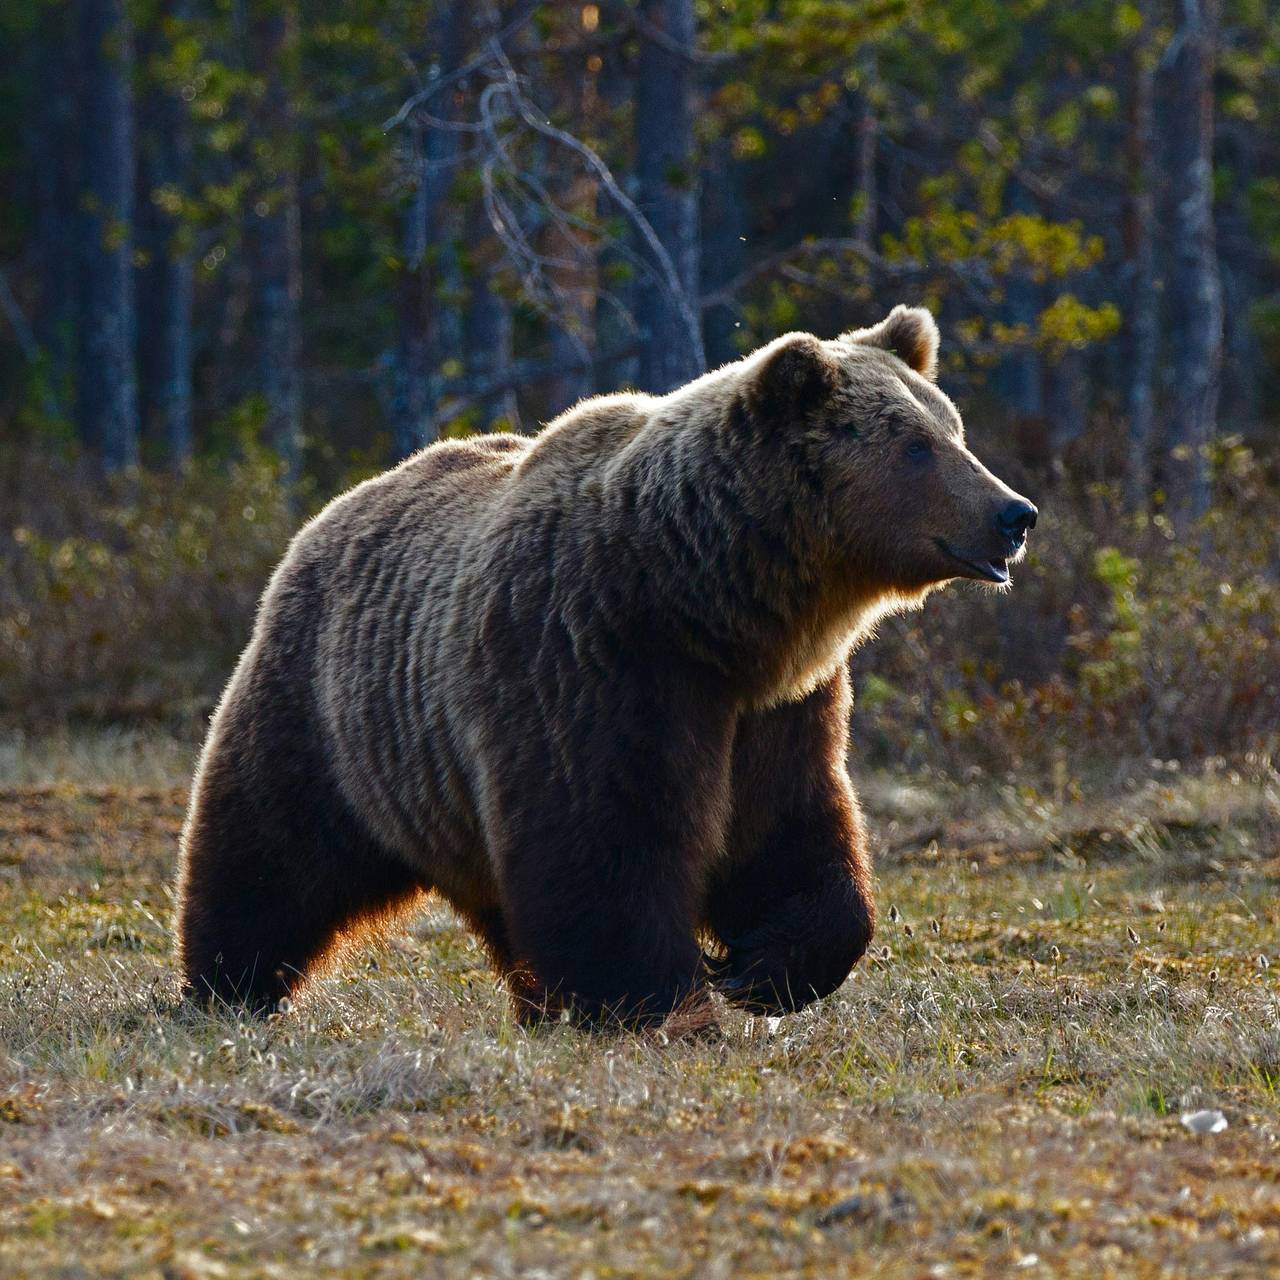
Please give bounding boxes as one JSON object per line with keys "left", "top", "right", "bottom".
{"left": 933, "top": 538, "right": 1012, "bottom": 585}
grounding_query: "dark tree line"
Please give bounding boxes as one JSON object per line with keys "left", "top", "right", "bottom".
{"left": 1, "top": 0, "right": 1278, "bottom": 529}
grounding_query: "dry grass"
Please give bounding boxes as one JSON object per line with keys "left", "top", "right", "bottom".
{"left": 1, "top": 739, "right": 1279, "bottom": 1277}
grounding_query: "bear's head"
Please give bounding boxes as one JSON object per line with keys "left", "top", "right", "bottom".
{"left": 741, "top": 305, "right": 1037, "bottom": 594}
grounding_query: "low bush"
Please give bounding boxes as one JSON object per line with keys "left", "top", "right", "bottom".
{"left": 0, "top": 447, "right": 296, "bottom": 722}
{"left": 853, "top": 442, "right": 1280, "bottom": 774}
{"left": 2, "top": 440, "right": 1276, "bottom": 776}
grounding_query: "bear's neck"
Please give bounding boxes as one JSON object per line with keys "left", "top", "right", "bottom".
{"left": 602, "top": 407, "right": 895, "bottom": 704}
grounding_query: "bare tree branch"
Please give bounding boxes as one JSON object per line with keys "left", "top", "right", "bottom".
{"left": 383, "top": 22, "right": 707, "bottom": 377}
{"left": 483, "top": 45, "right": 704, "bottom": 358}
{"left": 699, "top": 237, "right": 996, "bottom": 311}
{"left": 381, "top": 2, "right": 537, "bottom": 132}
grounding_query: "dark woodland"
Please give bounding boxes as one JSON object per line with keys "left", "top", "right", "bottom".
{"left": 0, "top": 0, "right": 1277, "bottom": 771}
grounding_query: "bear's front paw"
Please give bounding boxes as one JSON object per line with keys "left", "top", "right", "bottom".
{"left": 707, "top": 886, "right": 872, "bottom": 1015}
{"left": 708, "top": 934, "right": 810, "bottom": 1015}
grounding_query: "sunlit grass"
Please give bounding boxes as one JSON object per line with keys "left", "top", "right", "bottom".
{"left": 0, "top": 742, "right": 1277, "bottom": 1276}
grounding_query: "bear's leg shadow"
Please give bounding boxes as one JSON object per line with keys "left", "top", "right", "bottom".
{"left": 705, "top": 669, "right": 874, "bottom": 1014}
{"left": 177, "top": 709, "right": 423, "bottom": 1011}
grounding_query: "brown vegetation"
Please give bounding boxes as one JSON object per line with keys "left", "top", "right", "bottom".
{"left": 1, "top": 743, "right": 1279, "bottom": 1275}
{"left": 3, "top": 438, "right": 1276, "bottom": 780}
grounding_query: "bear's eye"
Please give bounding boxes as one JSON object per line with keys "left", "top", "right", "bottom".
{"left": 906, "top": 439, "right": 932, "bottom": 462}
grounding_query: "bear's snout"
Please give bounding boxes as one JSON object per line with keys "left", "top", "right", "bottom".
{"left": 995, "top": 498, "right": 1037, "bottom": 547}
{"left": 933, "top": 487, "right": 1037, "bottom": 586}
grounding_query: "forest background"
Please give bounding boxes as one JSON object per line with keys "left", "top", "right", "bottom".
{"left": 1, "top": 0, "right": 1277, "bottom": 778}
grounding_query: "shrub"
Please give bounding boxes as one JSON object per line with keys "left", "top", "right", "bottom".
{"left": 850, "top": 459, "right": 1280, "bottom": 775}
{"left": 2, "top": 441, "right": 1276, "bottom": 777}
{"left": 0, "top": 447, "right": 296, "bottom": 722}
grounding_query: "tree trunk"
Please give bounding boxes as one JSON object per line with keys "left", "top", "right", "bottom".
{"left": 546, "top": 105, "right": 595, "bottom": 415}
{"left": 854, "top": 49, "right": 877, "bottom": 249}
{"left": 1215, "top": 120, "right": 1261, "bottom": 434}
{"left": 77, "top": 0, "right": 139, "bottom": 470}
{"left": 1219, "top": 256, "right": 1260, "bottom": 434}
{"left": 393, "top": 116, "right": 433, "bottom": 459}
{"left": 1045, "top": 346, "right": 1088, "bottom": 466}
{"left": 1162, "top": 0, "right": 1223, "bottom": 531}
{"left": 28, "top": 2, "right": 79, "bottom": 415}
{"left": 137, "top": 0, "right": 195, "bottom": 469}
{"left": 1003, "top": 182, "right": 1046, "bottom": 472}
{"left": 699, "top": 137, "right": 747, "bottom": 368}
{"left": 593, "top": 23, "right": 639, "bottom": 391}
{"left": 248, "top": 1, "right": 303, "bottom": 476}
{"left": 1122, "top": 0, "right": 1159, "bottom": 511}
{"left": 392, "top": 6, "right": 465, "bottom": 458}
{"left": 547, "top": 277, "right": 594, "bottom": 416}
{"left": 470, "top": 273, "right": 521, "bottom": 433}
{"left": 634, "top": 0, "right": 704, "bottom": 392}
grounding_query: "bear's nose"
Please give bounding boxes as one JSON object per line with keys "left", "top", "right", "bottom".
{"left": 996, "top": 498, "right": 1037, "bottom": 541}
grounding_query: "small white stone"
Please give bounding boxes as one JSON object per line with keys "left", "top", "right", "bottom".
{"left": 1180, "top": 1108, "right": 1228, "bottom": 1135}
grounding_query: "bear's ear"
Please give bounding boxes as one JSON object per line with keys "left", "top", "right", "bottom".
{"left": 745, "top": 333, "right": 840, "bottom": 426}
{"left": 841, "top": 305, "right": 939, "bottom": 380}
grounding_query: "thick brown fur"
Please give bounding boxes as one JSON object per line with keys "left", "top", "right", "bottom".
{"left": 176, "top": 308, "right": 1035, "bottom": 1025}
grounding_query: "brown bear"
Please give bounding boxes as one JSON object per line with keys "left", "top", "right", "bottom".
{"left": 176, "top": 306, "right": 1036, "bottom": 1025}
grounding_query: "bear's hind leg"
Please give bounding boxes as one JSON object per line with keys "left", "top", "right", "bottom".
{"left": 502, "top": 863, "right": 706, "bottom": 1029}
{"left": 452, "top": 904, "right": 545, "bottom": 1022}
{"left": 177, "top": 751, "right": 423, "bottom": 1012}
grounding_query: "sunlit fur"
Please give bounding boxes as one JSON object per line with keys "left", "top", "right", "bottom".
{"left": 176, "top": 308, "right": 1032, "bottom": 1026}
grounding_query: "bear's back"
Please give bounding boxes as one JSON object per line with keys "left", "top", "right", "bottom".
{"left": 312, "top": 431, "right": 532, "bottom": 569}
{"left": 406, "top": 432, "right": 531, "bottom": 483}
{"left": 249, "top": 407, "right": 658, "bottom": 872}
{"left": 254, "top": 434, "right": 529, "bottom": 862}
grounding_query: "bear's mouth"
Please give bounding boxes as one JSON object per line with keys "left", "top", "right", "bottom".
{"left": 935, "top": 540, "right": 1011, "bottom": 584}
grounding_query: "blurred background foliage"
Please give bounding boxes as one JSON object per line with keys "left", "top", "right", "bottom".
{"left": 0, "top": 0, "right": 1277, "bottom": 777}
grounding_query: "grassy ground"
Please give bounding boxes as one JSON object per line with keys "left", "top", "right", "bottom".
{"left": 1, "top": 734, "right": 1279, "bottom": 1278}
